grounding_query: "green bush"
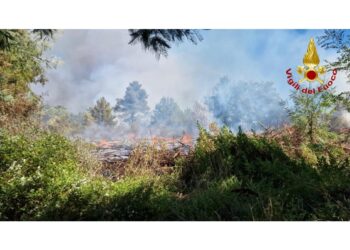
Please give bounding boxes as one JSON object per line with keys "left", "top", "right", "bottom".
{"left": 0, "top": 129, "right": 173, "bottom": 220}
{"left": 176, "top": 127, "right": 350, "bottom": 220}
{"left": 0, "top": 127, "right": 349, "bottom": 221}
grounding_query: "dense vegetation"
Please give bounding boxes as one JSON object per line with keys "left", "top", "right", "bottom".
{"left": 0, "top": 126, "right": 349, "bottom": 220}
{"left": 0, "top": 29, "right": 349, "bottom": 220}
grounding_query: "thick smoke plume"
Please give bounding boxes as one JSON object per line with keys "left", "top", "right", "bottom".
{"left": 34, "top": 30, "right": 350, "bottom": 140}
{"left": 205, "top": 77, "right": 289, "bottom": 131}
{"left": 32, "top": 30, "right": 201, "bottom": 113}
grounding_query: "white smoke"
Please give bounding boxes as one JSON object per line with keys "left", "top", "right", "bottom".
{"left": 31, "top": 30, "right": 201, "bottom": 113}
{"left": 332, "top": 109, "right": 350, "bottom": 130}
{"left": 30, "top": 29, "right": 349, "bottom": 140}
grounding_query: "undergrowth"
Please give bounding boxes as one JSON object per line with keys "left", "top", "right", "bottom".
{"left": 0, "top": 126, "right": 349, "bottom": 221}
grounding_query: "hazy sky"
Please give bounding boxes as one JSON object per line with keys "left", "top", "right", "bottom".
{"left": 32, "top": 29, "right": 349, "bottom": 113}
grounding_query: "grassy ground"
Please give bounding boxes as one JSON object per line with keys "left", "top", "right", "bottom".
{"left": 0, "top": 125, "right": 349, "bottom": 221}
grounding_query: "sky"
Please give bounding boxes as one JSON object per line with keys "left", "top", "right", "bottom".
{"left": 31, "top": 29, "right": 350, "bottom": 113}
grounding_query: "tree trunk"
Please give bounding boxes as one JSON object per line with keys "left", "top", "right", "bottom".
{"left": 308, "top": 113, "right": 314, "bottom": 143}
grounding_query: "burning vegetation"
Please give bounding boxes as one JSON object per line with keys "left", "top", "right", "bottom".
{"left": 92, "top": 133, "right": 193, "bottom": 180}
{"left": 1, "top": 29, "right": 350, "bottom": 221}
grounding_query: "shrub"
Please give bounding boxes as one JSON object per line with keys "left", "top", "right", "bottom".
{"left": 0, "top": 129, "right": 173, "bottom": 220}
{"left": 176, "top": 127, "right": 350, "bottom": 220}
{"left": 1, "top": 126, "right": 349, "bottom": 221}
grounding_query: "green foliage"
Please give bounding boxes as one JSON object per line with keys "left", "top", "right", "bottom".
{"left": 89, "top": 97, "right": 116, "bottom": 126}
{"left": 318, "top": 30, "right": 350, "bottom": 81}
{"left": 0, "top": 129, "right": 172, "bottom": 220}
{"left": 0, "top": 28, "right": 348, "bottom": 220}
{"left": 0, "top": 30, "right": 16, "bottom": 51}
{"left": 41, "top": 105, "right": 84, "bottom": 135}
{"left": 171, "top": 177, "right": 251, "bottom": 220}
{"left": 288, "top": 90, "right": 339, "bottom": 143}
{"left": 299, "top": 143, "right": 318, "bottom": 165}
{"left": 317, "top": 30, "right": 350, "bottom": 113}
{"left": 0, "top": 30, "right": 54, "bottom": 124}
{"left": 286, "top": 82, "right": 348, "bottom": 164}
{"left": 0, "top": 129, "right": 76, "bottom": 174}
{"left": 0, "top": 29, "right": 54, "bottom": 50}
{"left": 0, "top": 30, "right": 52, "bottom": 93}
{"left": 0, "top": 126, "right": 349, "bottom": 220}
{"left": 128, "top": 29, "right": 203, "bottom": 58}
{"left": 114, "top": 81, "right": 149, "bottom": 124}
{"left": 175, "top": 127, "right": 350, "bottom": 220}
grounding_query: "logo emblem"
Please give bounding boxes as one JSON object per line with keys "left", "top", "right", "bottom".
{"left": 286, "top": 38, "right": 337, "bottom": 95}
{"left": 296, "top": 38, "right": 326, "bottom": 84}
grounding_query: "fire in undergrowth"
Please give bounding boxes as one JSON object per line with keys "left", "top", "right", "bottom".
{"left": 92, "top": 133, "right": 194, "bottom": 180}
{"left": 95, "top": 133, "right": 193, "bottom": 148}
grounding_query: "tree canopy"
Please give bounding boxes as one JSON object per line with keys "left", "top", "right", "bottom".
{"left": 0, "top": 29, "right": 55, "bottom": 122}
{"left": 89, "top": 97, "right": 116, "bottom": 126}
{"left": 0, "top": 29, "right": 55, "bottom": 50}
{"left": 114, "top": 81, "right": 149, "bottom": 124}
{"left": 128, "top": 29, "right": 203, "bottom": 58}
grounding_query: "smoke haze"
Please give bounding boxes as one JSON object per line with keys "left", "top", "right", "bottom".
{"left": 31, "top": 30, "right": 350, "bottom": 135}
{"left": 32, "top": 30, "right": 201, "bottom": 113}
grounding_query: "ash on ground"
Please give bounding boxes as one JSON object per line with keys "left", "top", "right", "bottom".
{"left": 92, "top": 135, "right": 194, "bottom": 180}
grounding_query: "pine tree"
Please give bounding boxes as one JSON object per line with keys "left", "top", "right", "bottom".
{"left": 0, "top": 30, "right": 55, "bottom": 122}
{"left": 114, "top": 81, "right": 149, "bottom": 124}
{"left": 0, "top": 29, "right": 54, "bottom": 50}
{"left": 150, "top": 97, "right": 185, "bottom": 136}
{"left": 82, "top": 112, "right": 95, "bottom": 127}
{"left": 151, "top": 97, "right": 183, "bottom": 126}
{"left": 128, "top": 29, "right": 203, "bottom": 58}
{"left": 288, "top": 90, "right": 337, "bottom": 143}
{"left": 89, "top": 97, "right": 115, "bottom": 126}
{"left": 318, "top": 30, "right": 350, "bottom": 105}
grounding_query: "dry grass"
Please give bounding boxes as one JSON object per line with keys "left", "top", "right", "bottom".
{"left": 0, "top": 94, "right": 40, "bottom": 122}
{"left": 125, "top": 142, "right": 179, "bottom": 176}
{"left": 93, "top": 141, "right": 191, "bottom": 180}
